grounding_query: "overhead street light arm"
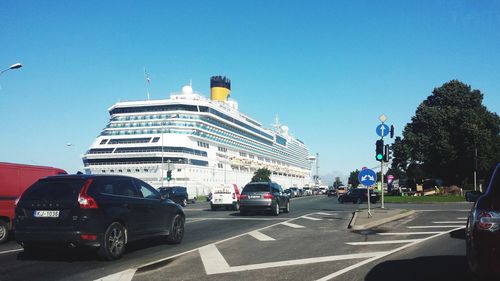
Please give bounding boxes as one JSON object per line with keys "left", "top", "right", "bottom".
{"left": 0, "top": 62, "right": 23, "bottom": 75}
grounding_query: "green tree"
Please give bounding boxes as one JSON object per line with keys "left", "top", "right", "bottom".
{"left": 251, "top": 168, "right": 272, "bottom": 182}
{"left": 348, "top": 169, "right": 360, "bottom": 188}
{"left": 394, "top": 80, "right": 500, "bottom": 185}
{"left": 333, "top": 177, "right": 343, "bottom": 188}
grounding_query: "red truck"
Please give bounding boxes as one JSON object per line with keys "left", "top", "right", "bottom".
{"left": 0, "top": 162, "right": 67, "bottom": 243}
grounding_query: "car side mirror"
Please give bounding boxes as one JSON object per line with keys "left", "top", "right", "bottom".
{"left": 465, "top": 191, "right": 483, "bottom": 202}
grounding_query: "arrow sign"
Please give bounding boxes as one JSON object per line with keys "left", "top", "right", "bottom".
{"left": 376, "top": 124, "right": 390, "bottom": 137}
{"left": 358, "top": 169, "right": 377, "bottom": 187}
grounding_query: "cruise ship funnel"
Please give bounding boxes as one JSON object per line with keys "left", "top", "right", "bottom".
{"left": 210, "top": 76, "right": 231, "bottom": 101}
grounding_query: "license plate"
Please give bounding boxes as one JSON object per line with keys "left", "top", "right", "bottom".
{"left": 34, "top": 210, "right": 60, "bottom": 218}
{"left": 371, "top": 194, "right": 377, "bottom": 197}
{"left": 248, "top": 195, "right": 260, "bottom": 199}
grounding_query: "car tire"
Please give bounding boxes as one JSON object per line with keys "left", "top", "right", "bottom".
{"left": 0, "top": 220, "right": 9, "bottom": 244}
{"left": 272, "top": 203, "right": 280, "bottom": 216}
{"left": 233, "top": 202, "right": 240, "bottom": 211}
{"left": 166, "top": 214, "right": 184, "bottom": 244}
{"left": 240, "top": 209, "right": 248, "bottom": 216}
{"left": 98, "top": 222, "right": 126, "bottom": 261}
{"left": 181, "top": 198, "right": 188, "bottom": 207}
{"left": 210, "top": 203, "right": 216, "bottom": 211}
{"left": 284, "top": 201, "right": 290, "bottom": 213}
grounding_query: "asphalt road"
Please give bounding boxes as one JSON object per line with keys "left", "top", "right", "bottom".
{"left": 0, "top": 196, "right": 473, "bottom": 281}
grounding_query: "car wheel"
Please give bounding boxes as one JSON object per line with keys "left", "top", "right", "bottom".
{"left": 233, "top": 202, "right": 240, "bottom": 211}
{"left": 0, "top": 220, "right": 9, "bottom": 244}
{"left": 166, "top": 214, "right": 185, "bottom": 244}
{"left": 272, "top": 202, "right": 280, "bottom": 216}
{"left": 240, "top": 209, "right": 248, "bottom": 216}
{"left": 210, "top": 203, "right": 216, "bottom": 211}
{"left": 284, "top": 201, "right": 290, "bottom": 213}
{"left": 181, "top": 198, "right": 188, "bottom": 207}
{"left": 338, "top": 197, "right": 344, "bottom": 204}
{"left": 98, "top": 222, "right": 126, "bottom": 261}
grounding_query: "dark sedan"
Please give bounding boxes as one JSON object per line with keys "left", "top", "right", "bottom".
{"left": 338, "top": 188, "right": 379, "bottom": 204}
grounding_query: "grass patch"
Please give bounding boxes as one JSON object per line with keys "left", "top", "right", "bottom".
{"left": 196, "top": 195, "right": 208, "bottom": 202}
{"left": 383, "top": 195, "right": 466, "bottom": 203}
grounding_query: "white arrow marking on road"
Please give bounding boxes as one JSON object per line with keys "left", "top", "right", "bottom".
{"left": 301, "top": 215, "right": 322, "bottom": 221}
{"left": 199, "top": 244, "right": 231, "bottom": 275}
{"left": 94, "top": 269, "right": 137, "bottom": 281}
{"left": 248, "top": 231, "right": 275, "bottom": 241}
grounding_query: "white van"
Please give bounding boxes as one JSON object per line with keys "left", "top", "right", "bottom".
{"left": 210, "top": 184, "right": 241, "bottom": 211}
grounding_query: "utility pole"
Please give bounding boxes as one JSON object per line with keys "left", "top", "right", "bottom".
{"left": 474, "top": 147, "right": 478, "bottom": 191}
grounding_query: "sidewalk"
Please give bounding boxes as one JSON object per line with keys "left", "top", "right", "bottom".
{"left": 349, "top": 208, "right": 415, "bottom": 230}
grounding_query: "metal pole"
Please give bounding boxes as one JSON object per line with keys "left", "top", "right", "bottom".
{"left": 367, "top": 185, "right": 372, "bottom": 218}
{"left": 381, "top": 160, "right": 385, "bottom": 209}
{"left": 161, "top": 126, "right": 164, "bottom": 188}
{"left": 474, "top": 148, "right": 478, "bottom": 191}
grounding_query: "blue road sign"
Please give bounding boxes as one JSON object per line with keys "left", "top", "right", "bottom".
{"left": 358, "top": 169, "right": 377, "bottom": 187}
{"left": 376, "top": 124, "right": 390, "bottom": 137}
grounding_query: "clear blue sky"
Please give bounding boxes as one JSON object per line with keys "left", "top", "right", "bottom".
{"left": 1, "top": 0, "right": 499, "bottom": 183}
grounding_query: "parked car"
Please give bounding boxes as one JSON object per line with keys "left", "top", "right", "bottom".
{"left": 338, "top": 188, "right": 379, "bottom": 204}
{"left": 466, "top": 162, "right": 500, "bottom": 279}
{"left": 0, "top": 162, "right": 67, "bottom": 244}
{"left": 302, "top": 187, "right": 312, "bottom": 196}
{"left": 15, "top": 174, "right": 185, "bottom": 261}
{"left": 327, "top": 189, "right": 336, "bottom": 197}
{"left": 159, "top": 186, "right": 189, "bottom": 207}
{"left": 210, "top": 184, "right": 241, "bottom": 211}
{"left": 239, "top": 182, "right": 290, "bottom": 216}
{"left": 289, "top": 187, "right": 301, "bottom": 197}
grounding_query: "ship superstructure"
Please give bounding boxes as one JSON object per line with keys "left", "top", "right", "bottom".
{"left": 82, "top": 76, "right": 314, "bottom": 198}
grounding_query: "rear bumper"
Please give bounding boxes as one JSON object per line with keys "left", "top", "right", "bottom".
{"left": 15, "top": 230, "right": 101, "bottom": 247}
{"left": 240, "top": 202, "right": 273, "bottom": 211}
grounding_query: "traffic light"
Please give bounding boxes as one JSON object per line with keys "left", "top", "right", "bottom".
{"left": 166, "top": 170, "right": 172, "bottom": 181}
{"left": 375, "top": 140, "right": 384, "bottom": 161}
{"left": 390, "top": 125, "right": 395, "bottom": 138}
{"left": 383, "top": 144, "right": 391, "bottom": 162}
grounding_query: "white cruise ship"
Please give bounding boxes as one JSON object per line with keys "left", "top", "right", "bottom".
{"left": 82, "top": 76, "right": 314, "bottom": 198}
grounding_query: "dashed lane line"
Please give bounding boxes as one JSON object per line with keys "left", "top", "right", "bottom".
{"left": 457, "top": 217, "right": 468, "bottom": 220}
{"left": 346, "top": 239, "right": 423, "bottom": 245}
{"left": 281, "top": 222, "right": 305, "bottom": 228}
{"left": 378, "top": 231, "right": 444, "bottom": 235}
{"left": 248, "top": 231, "right": 276, "bottom": 241}
{"left": 0, "top": 248, "right": 23, "bottom": 255}
{"left": 301, "top": 216, "right": 322, "bottom": 221}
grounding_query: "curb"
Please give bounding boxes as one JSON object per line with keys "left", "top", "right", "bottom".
{"left": 347, "top": 211, "right": 358, "bottom": 229}
{"left": 350, "top": 209, "right": 416, "bottom": 230}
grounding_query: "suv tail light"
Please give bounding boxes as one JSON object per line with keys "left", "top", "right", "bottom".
{"left": 476, "top": 210, "right": 500, "bottom": 231}
{"left": 78, "top": 179, "right": 98, "bottom": 209}
{"left": 263, "top": 193, "right": 273, "bottom": 199}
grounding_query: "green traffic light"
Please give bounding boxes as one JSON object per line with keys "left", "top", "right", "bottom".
{"left": 376, "top": 154, "right": 383, "bottom": 160}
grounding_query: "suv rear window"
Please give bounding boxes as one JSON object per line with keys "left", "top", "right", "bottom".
{"left": 22, "top": 179, "right": 86, "bottom": 201}
{"left": 243, "top": 184, "right": 271, "bottom": 193}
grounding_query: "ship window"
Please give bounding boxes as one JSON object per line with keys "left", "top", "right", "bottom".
{"left": 100, "top": 139, "right": 108, "bottom": 145}
{"left": 118, "top": 169, "right": 122, "bottom": 173}
{"left": 127, "top": 169, "right": 131, "bottom": 172}
{"left": 152, "top": 137, "right": 160, "bottom": 143}
{"left": 101, "top": 170, "right": 106, "bottom": 173}
{"left": 135, "top": 169, "right": 140, "bottom": 172}
{"left": 110, "top": 169, "right": 115, "bottom": 173}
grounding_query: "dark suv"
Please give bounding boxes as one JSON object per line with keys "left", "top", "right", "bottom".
{"left": 14, "top": 175, "right": 185, "bottom": 260}
{"left": 338, "top": 188, "right": 379, "bottom": 204}
{"left": 466, "top": 162, "right": 500, "bottom": 279}
{"left": 239, "top": 182, "right": 290, "bottom": 216}
{"left": 159, "top": 186, "right": 189, "bottom": 207}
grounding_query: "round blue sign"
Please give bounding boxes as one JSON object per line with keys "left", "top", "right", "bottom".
{"left": 358, "top": 169, "right": 377, "bottom": 187}
{"left": 376, "top": 124, "right": 390, "bottom": 137}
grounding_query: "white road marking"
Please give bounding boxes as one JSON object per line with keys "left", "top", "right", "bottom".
{"left": 0, "top": 248, "right": 23, "bottom": 255}
{"left": 415, "top": 209, "right": 470, "bottom": 212}
{"left": 185, "top": 218, "right": 207, "bottom": 223}
{"left": 199, "top": 244, "right": 231, "bottom": 275}
{"left": 190, "top": 217, "right": 289, "bottom": 221}
{"left": 346, "top": 239, "right": 423, "bottom": 245}
{"left": 248, "top": 231, "right": 276, "bottom": 241}
{"left": 457, "top": 217, "right": 468, "bottom": 220}
{"left": 183, "top": 209, "right": 206, "bottom": 211}
{"left": 94, "top": 269, "right": 137, "bottom": 281}
{"left": 316, "top": 212, "right": 334, "bottom": 216}
{"left": 301, "top": 216, "right": 322, "bottom": 221}
{"left": 432, "top": 221, "right": 467, "bottom": 224}
{"left": 281, "top": 222, "right": 305, "bottom": 228}
{"left": 315, "top": 226, "right": 465, "bottom": 281}
{"left": 378, "top": 231, "right": 444, "bottom": 235}
{"left": 408, "top": 225, "right": 462, "bottom": 229}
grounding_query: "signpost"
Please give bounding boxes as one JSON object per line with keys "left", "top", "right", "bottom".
{"left": 358, "top": 168, "right": 377, "bottom": 217}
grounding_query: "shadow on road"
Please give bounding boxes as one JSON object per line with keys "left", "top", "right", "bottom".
{"left": 450, "top": 228, "right": 466, "bottom": 240}
{"left": 365, "top": 255, "right": 473, "bottom": 281}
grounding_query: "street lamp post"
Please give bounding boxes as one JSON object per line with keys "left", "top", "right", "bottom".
{"left": 0, "top": 63, "right": 22, "bottom": 75}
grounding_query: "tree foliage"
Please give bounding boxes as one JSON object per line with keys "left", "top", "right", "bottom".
{"left": 348, "top": 169, "right": 360, "bottom": 188}
{"left": 392, "top": 80, "right": 500, "bottom": 185}
{"left": 251, "top": 168, "right": 272, "bottom": 182}
{"left": 333, "top": 177, "right": 343, "bottom": 188}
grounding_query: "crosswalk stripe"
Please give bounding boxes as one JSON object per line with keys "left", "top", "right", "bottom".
{"left": 281, "top": 222, "right": 305, "bottom": 228}
{"left": 248, "top": 231, "right": 276, "bottom": 241}
{"left": 346, "top": 239, "right": 422, "bottom": 245}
